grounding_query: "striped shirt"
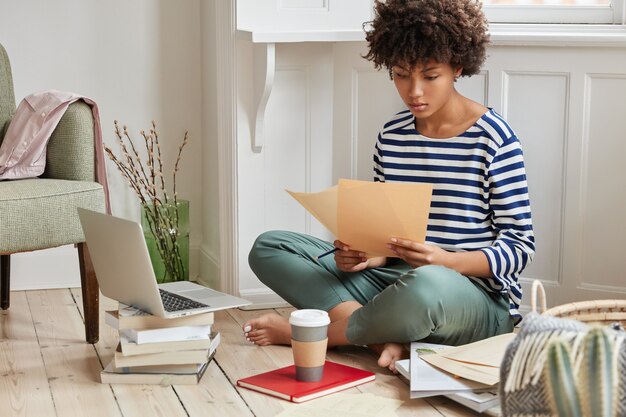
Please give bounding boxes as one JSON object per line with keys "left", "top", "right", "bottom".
{"left": 373, "top": 108, "right": 535, "bottom": 323}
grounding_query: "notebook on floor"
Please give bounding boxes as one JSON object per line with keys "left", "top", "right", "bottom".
{"left": 237, "top": 361, "right": 375, "bottom": 403}
{"left": 78, "top": 208, "right": 250, "bottom": 318}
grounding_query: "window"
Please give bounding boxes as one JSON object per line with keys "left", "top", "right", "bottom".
{"left": 481, "top": 0, "right": 624, "bottom": 24}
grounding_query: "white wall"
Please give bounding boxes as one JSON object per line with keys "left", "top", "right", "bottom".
{"left": 0, "top": 0, "right": 204, "bottom": 289}
{"left": 199, "top": 0, "right": 222, "bottom": 290}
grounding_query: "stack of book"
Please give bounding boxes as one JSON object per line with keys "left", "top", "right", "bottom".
{"left": 101, "top": 303, "right": 219, "bottom": 385}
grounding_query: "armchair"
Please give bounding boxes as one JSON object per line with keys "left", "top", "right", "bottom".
{"left": 0, "top": 43, "right": 105, "bottom": 343}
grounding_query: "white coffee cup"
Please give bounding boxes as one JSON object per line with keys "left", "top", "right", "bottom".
{"left": 289, "top": 309, "right": 330, "bottom": 382}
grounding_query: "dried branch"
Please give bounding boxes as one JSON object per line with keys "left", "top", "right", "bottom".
{"left": 105, "top": 121, "right": 189, "bottom": 281}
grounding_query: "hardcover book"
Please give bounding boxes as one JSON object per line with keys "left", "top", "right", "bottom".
{"left": 237, "top": 361, "right": 375, "bottom": 403}
{"left": 120, "top": 331, "right": 219, "bottom": 356}
{"left": 105, "top": 304, "right": 214, "bottom": 330}
{"left": 114, "top": 345, "right": 210, "bottom": 367}
{"left": 100, "top": 350, "right": 215, "bottom": 385}
{"left": 113, "top": 332, "right": 221, "bottom": 368}
{"left": 120, "top": 324, "right": 211, "bottom": 344}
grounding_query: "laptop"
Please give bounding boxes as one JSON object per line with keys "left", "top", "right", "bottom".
{"left": 77, "top": 208, "right": 251, "bottom": 318}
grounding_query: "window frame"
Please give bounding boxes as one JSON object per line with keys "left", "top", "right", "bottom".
{"left": 483, "top": 0, "right": 625, "bottom": 24}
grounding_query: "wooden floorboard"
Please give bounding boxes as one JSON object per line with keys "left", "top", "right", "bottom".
{"left": 0, "top": 288, "right": 482, "bottom": 417}
{"left": 0, "top": 291, "right": 56, "bottom": 417}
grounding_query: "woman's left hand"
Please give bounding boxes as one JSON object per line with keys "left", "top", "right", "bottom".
{"left": 387, "top": 237, "right": 450, "bottom": 269}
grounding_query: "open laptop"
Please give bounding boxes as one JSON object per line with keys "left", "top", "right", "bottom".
{"left": 77, "top": 208, "right": 250, "bottom": 318}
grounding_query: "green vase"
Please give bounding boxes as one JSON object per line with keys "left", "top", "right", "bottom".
{"left": 140, "top": 199, "right": 190, "bottom": 283}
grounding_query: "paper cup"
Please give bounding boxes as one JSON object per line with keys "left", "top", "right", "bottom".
{"left": 289, "top": 309, "right": 330, "bottom": 382}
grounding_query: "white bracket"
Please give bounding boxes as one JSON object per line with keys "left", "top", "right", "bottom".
{"left": 252, "top": 42, "right": 275, "bottom": 152}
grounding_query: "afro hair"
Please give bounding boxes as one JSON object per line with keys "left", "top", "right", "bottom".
{"left": 363, "top": 0, "right": 489, "bottom": 77}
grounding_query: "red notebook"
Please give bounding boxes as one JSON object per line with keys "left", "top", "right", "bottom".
{"left": 237, "top": 361, "right": 375, "bottom": 403}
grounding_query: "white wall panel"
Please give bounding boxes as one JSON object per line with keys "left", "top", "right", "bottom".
{"left": 502, "top": 72, "right": 569, "bottom": 288}
{"left": 456, "top": 71, "right": 489, "bottom": 107}
{"left": 580, "top": 74, "right": 626, "bottom": 293}
{"left": 236, "top": 43, "right": 334, "bottom": 305}
{"left": 263, "top": 67, "right": 310, "bottom": 232}
{"left": 352, "top": 70, "right": 405, "bottom": 181}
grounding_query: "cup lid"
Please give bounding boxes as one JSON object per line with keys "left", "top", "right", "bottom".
{"left": 289, "top": 309, "right": 330, "bottom": 327}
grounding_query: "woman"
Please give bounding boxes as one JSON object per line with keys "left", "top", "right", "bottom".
{"left": 243, "top": 0, "right": 535, "bottom": 371}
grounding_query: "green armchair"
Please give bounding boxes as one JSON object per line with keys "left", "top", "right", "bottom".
{"left": 0, "top": 43, "right": 105, "bottom": 343}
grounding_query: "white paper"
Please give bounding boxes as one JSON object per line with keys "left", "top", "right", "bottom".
{"left": 407, "top": 342, "right": 488, "bottom": 397}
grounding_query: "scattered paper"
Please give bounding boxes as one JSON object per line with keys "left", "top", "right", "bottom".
{"left": 420, "top": 354, "right": 501, "bottom": 386}
{"left": 287, "top": 179, "right": 433, "bottom": 257}
{"left": 400, "top": 342, "right": 488, "bottom": 398}
{"left": 275, "top": 393, "right": 403, "bottom": 417}
{"left": 419, "top": 333, "right": 517, "bottom": 386}
{"left": 436, "top": 333, "right": 516, "bottom": 368}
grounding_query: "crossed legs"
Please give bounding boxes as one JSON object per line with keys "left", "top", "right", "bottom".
{"left": 244, "top": 230, "right": 512, "bottom": 371}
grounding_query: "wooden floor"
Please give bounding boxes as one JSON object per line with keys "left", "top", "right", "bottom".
{"left": 0, "top": 288, "right": 482, "bottom": 417}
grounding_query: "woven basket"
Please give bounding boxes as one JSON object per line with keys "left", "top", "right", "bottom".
{"left": 530, "top": 280, "right": 626, "bottom": 327}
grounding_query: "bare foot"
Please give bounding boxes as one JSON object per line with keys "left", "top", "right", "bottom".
{"left": 242, "top": 313, "right": 292, "bottom": 346}
{"left": 376, "top": 342, "right": 408, "bottom": 373}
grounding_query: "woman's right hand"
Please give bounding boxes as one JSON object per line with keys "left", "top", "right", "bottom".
{"left": 333, "top": 240, "right": 386, "bottom": 272}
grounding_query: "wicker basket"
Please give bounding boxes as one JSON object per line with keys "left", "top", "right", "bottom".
{"left": 530, "top": 280, "right": 626, "bottom": 327}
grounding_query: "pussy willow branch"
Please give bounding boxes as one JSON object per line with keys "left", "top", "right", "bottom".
{"left": 110, "top": 121, "right": 156, "bottom": 204}
{"left": 105, "top": 121, "right": 189, "bottom": 281}
{"left": 172, "top": 130, "right": 188, "bottom": 226}
{"left": 152, "top": 121, "right": 168, "bottom": 205}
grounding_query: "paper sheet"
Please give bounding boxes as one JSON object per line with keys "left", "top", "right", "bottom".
{"left": 420, "top": 354, "right": 501, "bottom": 386}
{"left": 437, "top": 333, "right": 516, "bottom": 368}
{"left": 287, "top": 179, "right": 433, "bottom": 257}
{"left": 419, "top": 333, "right": 517, "bottom": 386}
{"left": 276, "top": 393, "right": 403, "bottom": 417}
{"left": 406, "top": 343, "right": 488, "bottom": 397}
{"left": 286, "top": 186, "right": 339, "bottom": 236}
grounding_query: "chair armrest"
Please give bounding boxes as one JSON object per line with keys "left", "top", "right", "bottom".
{"left": 43, "top": 100, "right": 96, "bottom": 181}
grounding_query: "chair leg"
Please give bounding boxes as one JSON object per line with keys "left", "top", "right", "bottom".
{"left": 77, "top": 243, "right": 99, "bottom": 344}
{"left": 1, "top": 254, "right": 9, "bottom": 310}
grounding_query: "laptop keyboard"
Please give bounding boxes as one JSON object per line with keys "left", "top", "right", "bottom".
{"left": 159, "top": 289, "right": 209, "bottom": 312}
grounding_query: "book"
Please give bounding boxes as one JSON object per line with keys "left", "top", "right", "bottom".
{"left": 114, "top": 345, "right": 209, "bottom": 367}
{"left": 395, "top": 341, "right": 501, "bottom": 414}
{"left": 107, "top": 362, "right": 207, "bottom": 374}
{"left": 401, "top": 342, "right": 489, "bottom": 398}
{"left": 120, "top": 331, "right": 218, "bottom": 356}
{"left": 236, "top": 361, "right": 375, "bottom": 403}
{"left": 105, "top": 304, "right": 214, "bottom": 331}
{"left": 447, "top": 390, "right": 500, "bottom": 413}
{"left": 395, "top": 359, "right": 499, "bottom": 413}
{"left": 113, "top": 332, "right": 221, "bottom": 368}
{"left": 120, "top": 324, "right": 212, "bottom": 344}
{"left": 100, "top": 350, "right": 215, "bottom": 385}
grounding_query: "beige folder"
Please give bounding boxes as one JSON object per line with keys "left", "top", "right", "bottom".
{"left": 420, "top": 333, "right": 517, "bottom": 386}
{"left": 287, "top": 179, "right": 433, "bottom": 257}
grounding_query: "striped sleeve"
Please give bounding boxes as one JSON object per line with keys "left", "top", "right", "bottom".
{"left": 373, "top": 132, "right": 385, "bottom": 182}
{"left": 479, "top": 135, "right": 535, "bottom": 308}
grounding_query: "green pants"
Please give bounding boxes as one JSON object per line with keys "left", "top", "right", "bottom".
{"left": 248, "top": 230, "right": 513, "bottom": 346}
